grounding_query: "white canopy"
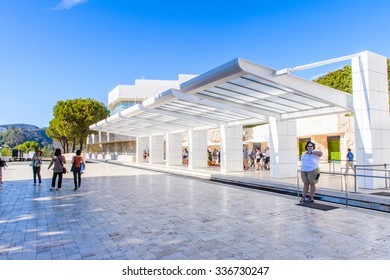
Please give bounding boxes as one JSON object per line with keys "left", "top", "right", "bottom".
{"left": 90, "top": 58, "right": 353, "bottom": 137}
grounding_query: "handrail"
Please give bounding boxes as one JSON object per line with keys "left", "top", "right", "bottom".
{"left": 297, "top": 168, "right": 390, "bottom": 207}
{"left": 328, "top": 159, "right": 355, "bottom": 173}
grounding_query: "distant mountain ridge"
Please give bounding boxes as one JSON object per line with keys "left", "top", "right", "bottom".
{"left": 0, "top": 124, "right": 41, "bottom": 131}
{"left": 0, "top": 124, "right": 52, "bottom": 148}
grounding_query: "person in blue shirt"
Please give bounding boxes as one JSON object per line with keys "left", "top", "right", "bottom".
{"left": 300, "top": 141, "right": 323, "bottom": 203}
{"left": 345, "top": 148, "right": 355, "bottom": 174}
{"left": 243, "top": 147, "right": 250, "bottom": 170}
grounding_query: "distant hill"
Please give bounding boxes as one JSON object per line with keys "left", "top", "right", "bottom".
{"left": 0, "top": 124, "right": 52, "bottom": 148}
{"left": 0, "top": 124, "right": 40, "bottom": 131}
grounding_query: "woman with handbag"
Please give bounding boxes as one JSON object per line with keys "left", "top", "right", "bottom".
{"left": 71, "top": 149, "right": 84, "bottom": 191}
{"left": 47, "top": 148, "right": 66, "bottom": 191}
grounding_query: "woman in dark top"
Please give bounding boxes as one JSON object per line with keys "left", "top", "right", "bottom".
{"left": 47, "top": 148, "right": 66, "bottom": 191}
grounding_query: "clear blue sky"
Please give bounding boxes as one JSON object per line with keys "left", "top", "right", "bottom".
{"left": 1, "top": 0, "right": 389, "bottom": 128}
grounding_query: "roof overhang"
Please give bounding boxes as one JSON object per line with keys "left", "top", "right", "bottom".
{"left": 90, "top": 58, "right": 353, "bottom": 137}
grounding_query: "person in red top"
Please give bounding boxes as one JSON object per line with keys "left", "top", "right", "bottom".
{"left": 71, "top": 150, "right": 84, "bottom": 191}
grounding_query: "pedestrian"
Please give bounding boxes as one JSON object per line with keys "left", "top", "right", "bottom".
{"left": 250, "top": 147, "right": 257, "bottom": 168}
{"left": 183, "top": 148, "right": 189, "bottom": 166}
{"left": 243, "top": 147, "right": 250, "bottom": 170}
{"left": 255, "top": 147, "right": 262, "bottom": 170}
{"left": 300, "top": 141, "right": 323, "bottom": 203}
{"left": 31, "top": 150, "right": 43, "bottom": 186}
{"left": 264, "top": 146, "right": 270, "bottom": 170}
{"left": 47, "top": 148, "right": 66, "bottom": 191}
{"left": 212, "top": 148, "right": 218, "bottom": 165}
{"left": 345, "top": 148, "right": 355, "bottom": 174}
{"left": 0, "top": 157, "right": 7, "bottom": 185}
{"left": 71, "top": 150, "right": 84, "bottom": 191}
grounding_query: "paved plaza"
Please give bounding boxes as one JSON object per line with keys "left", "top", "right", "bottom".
{"left": 1, "top": 161, "right": 390, "bottom": 260}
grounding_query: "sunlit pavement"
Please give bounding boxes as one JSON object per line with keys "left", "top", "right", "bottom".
{"left": 0, "top": 161, "right": 389, "bottom": 260}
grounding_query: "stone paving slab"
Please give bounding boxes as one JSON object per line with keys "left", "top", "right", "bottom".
{"left": 0, "top": 161, "right": 390, "bottom": 260}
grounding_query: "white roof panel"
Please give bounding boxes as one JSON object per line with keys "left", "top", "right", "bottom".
{"left": 90, "top": 58, "right": 353, "bottom": 137}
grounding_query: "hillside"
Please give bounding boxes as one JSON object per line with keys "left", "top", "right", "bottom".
{"left": 0, "top": 124, "right": 41, "bottom": 131}
{"left": 0, "top": 124, "right": 52, "bottom": 148}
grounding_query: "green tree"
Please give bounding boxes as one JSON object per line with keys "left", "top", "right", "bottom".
{"left": 46, "top": 117, "right": 71, "bottom": 153}
{"left": 314, "top": 65, "right": 352, "bottom": 93}
{"left": 313, "top": 59, "right": 390, "bottom": 114}
{"left": 42, "top": 145, "right": 54, "bottom": 157}
{"left": 314, "top": 58, "right": 390, "bottom": 97}
{"left": 48, "top": 98, "right": 110, "bottom": 152}
{"left": 15, "top": 141, "right": 40, "bottom": 152}
{"left": 0, "top": 147, "right": 12, "bottom": 156}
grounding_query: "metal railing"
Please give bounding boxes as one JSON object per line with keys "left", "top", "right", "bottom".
{"left": 328, "top": 159, "right": 355, "bottom": 173}
{"left": 297, "top": 165, "right": 390, "bottom": 207}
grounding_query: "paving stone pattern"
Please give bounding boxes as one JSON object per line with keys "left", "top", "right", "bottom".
{"left": 0, "top": 162, "right": 389, "bottom": 260}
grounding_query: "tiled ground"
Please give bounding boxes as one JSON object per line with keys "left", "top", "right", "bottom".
{"left": 0, "top": 161, "right": 389, "bottom": 260}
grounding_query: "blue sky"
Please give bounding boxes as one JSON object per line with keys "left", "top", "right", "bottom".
{"left": 1, "top": 0, "right": 389, "bottom": 128}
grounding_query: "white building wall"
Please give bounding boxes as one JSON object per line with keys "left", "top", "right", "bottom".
{"left": 166, "top": 133, "right": 183, "bottom": 166}
{"left": 220, "top": 125, "right": 243, "bottom": 173}
{"left": 149, "top": 135, "right": 164, "bottom": 164}
{"left": 108, "top": 75, "right": 197, "bottom": 110}
{"left": 188, "top": 130, "right": 208, "bottom": 169}
{"left": 269, "top": 118, "right": 298, "bottom": 178}
{"left": 352, "top": 51, "right": 390, "bottom": 189}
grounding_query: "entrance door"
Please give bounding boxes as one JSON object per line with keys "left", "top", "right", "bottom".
{"left": 298, "top": 138, "right": 311, "bottom": 161}
{"left": 327, "top": 136, "right": 340, "bottom": 161}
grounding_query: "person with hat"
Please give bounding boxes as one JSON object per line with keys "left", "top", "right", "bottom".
{"left": 31, "top": 150, "right": 43, "bottom": 186}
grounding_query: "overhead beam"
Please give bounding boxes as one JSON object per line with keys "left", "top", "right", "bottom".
{"left": 171, "top": 89, "right": 273, "bottom": 121}
{"left": 119, "top": 112, "right": 190, "bottom": 130}
{"left": 139, "top": 103, "right": 227, "bottom": 126}
{"left": 281, "top": 106, "right": 349, "bottom": 120}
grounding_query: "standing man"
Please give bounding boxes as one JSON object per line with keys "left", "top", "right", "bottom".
{"left": 345, "top": 148, "right": 355, "bottom": 174}
{"left": 250, "top": 147, "right": 257, "bottom": 168}
{"left": 243, "top": 147, "right": 250, "bottom": 170}
{"left": 0, "top": 157, "right": 7, "bottom": 185}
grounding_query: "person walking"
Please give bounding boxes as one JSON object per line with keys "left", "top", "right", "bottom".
{"left": 255, "top": 147, "right": 262, "bottom": 170}
{"left": 264, "top": 146, "right": 270, "bottom": 170}
{"left": 300, "top": 141, "right": 323, "bottom": 203}
{"left": 47, "top": 148, "right": 66, "bottom": 191}
{"left": 243, "top": 147, "right": 250, "bottom": 170}
{"left": 345, "top": 148, "right": 355, "bottom": 174}
{"left": 71, "top": 150, "right": 84, "bottom": 191}
{"left": 0, "top": 157, "right": 7, "bottom": 185}
{"left": 250, "top": 147, "right": 257, "bottom": 168}
{"left": 31, "top": 150, "right": 43, "bottom": 186}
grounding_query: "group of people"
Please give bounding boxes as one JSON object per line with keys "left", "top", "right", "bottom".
{"left": 1, "top": 141, "right": 356, "bottom": 204}
{"left": 143, "top": 149, "right": 150, "bottom": 162}
{"left": 46, "top": 149, "right": 85, "bottom": 191}
{"left": 243, "top": 146, "right": 270, "bottom": 170}
{"left": 208, "top": 148, "right": 220, "bottom": 165}
{"left": 0, "top": 149, "right": 85, "bottom": 191}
